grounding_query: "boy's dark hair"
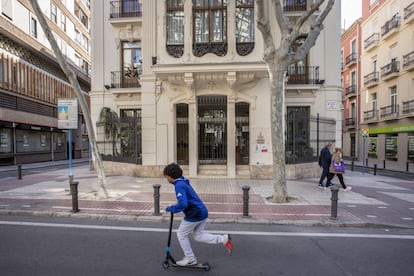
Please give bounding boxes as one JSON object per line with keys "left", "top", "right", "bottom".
{"left": 163, "top": 163, "right": 183, "bottom": 179}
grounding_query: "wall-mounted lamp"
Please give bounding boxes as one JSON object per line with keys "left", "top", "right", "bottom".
{"left": 152, "top": 56, "right": 157, "bottom": 65}
{"left": 318, "top": 79, "right": 325, "bottom": 85}
{"left": 104, "top": 85, "right": 111, "bottom": 90}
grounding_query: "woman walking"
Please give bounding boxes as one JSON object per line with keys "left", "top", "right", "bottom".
{"left": 326, "top": 147, "right": 352, "bottom": 191}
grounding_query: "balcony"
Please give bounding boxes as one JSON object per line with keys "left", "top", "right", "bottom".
{"left": 344, "top": 117, "right": 356, "bottom": 128}
{"left": 403, "top": 51, "right": 414, "bottom": 71}
{"left": 110, "top": 68, "right": 142, "bottom": 89}
{"left": 286, "top": 66, "right": 321, "bottom": 85}
{"left": 404, "top": 2, "right": 414, "bottom": 24}
{"left": 364, "top": 33, "right": 379, "bottom": 52}
{"left": 345, "top": 52, "right": 357, "bottom": 67}
{"left": 381, "top": 14, "right": 400, "bottom": 40}
{"left": 364, "top": 109, "right": 378, "bottom": 122}
{"left": 380, "top": 60, "right": 399, "bottom": 81}
{"left": 402, "top": 99, "right": 414, "bottom": 114}
{"left": 110, "top": 0, "right": 142, "bottom": 19}
{"left": 283, "top": 0, "right": 307, "bottom": 12}
{"left": 345, "top": 84, "right": 356, "bottom": 97}
{"left": 380, "top": 105, "right": 399, "bottom": 119}
{"left": 363, "top": 72, "right": 379, "bottom": 88}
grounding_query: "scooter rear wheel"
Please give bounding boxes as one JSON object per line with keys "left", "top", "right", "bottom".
{"left": 162, "top": 261, "right": 170, "bottom": 269}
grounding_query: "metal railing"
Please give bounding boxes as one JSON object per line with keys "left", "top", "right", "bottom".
{"left": 380, "top": 105, "right": 399, "bottom": 118}
{"left": 363, "top": 72, "right": 379, "bottom": 86}
{"left": 364, "top": 33, "right": 379, "bottom": 49}
{"left": 404, "top": 2, "right": 414, "bottom": 20}
{"left": 345, "top": 84, "right": 356, "bottom": 96}
{"left": 110, "top": 69, "right": 141, "bottom": 88}
{"left": 110, "top": 0, "right": 142, "bottom": 19}
{"left": 345, "top": 52, "right": 357, "bottom": 66}
{"left": 402, "top": 99, "right": 414, "bottom": 114}
{"left": 364, "top": 109, "right": 378, "bottom": 121}
{"left": 344, "top": 117, "right": 356, "bottom": 126}
{"left": 380, "top": 60, "right": 399, "bottom": 78}
{"left": 403, "top": 51, "right": 414, "bottom": 69}
{"left": 381, "top": 14, "right": 400, "bottom": 37}
{"left": 283, "top": 1, "right": 307, "bottom": 12}
{"left": 287, "top": 66, "right": 320, "bottom": 85}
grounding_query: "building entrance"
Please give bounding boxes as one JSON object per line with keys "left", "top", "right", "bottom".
{"left": 198, "top": 96, "right": 227, "bottom": 164}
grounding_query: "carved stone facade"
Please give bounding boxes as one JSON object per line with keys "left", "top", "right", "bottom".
{"left": 90, "top": 0, "right": 342, "bottom": 179}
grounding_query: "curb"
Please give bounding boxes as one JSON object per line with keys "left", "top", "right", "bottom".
{"left": 1, "top": 209, "right": 413, "bottom": 229}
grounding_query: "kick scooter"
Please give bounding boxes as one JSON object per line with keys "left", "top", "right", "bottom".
{"left": 162, "top": 212, "right": 211, "bottom": 271}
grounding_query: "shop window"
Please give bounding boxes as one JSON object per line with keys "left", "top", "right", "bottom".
{"left": 408, "top": 134, "right": 414, "bottom": 162}
{"left": 0, "top": 128, "right": 13, "bottom": 153}
{"left": 385, "top": 134, "right": 398, "bottom": 161}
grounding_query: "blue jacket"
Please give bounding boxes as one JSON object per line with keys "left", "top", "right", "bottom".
{"left": 167, "top": 177, "right": 208, "bottom": 222}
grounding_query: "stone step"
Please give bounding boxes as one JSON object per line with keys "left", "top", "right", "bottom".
{"left": 198, "top": 165, "right": 227, "bottom": 176}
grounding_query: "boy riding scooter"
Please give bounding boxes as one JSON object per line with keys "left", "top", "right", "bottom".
{"left": 164, "top": 163, "right": 233, "bottom": 266}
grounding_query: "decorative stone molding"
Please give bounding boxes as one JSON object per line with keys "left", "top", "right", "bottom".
{"left": 116, "top": 24, "right": 141, "bottom": 48}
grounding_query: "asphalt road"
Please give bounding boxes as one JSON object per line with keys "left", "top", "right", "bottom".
{"left": 0, "top": 216, "right": 413, "bottom": 276}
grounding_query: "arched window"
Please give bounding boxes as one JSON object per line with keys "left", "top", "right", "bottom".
{"left": 166, "top": 0, "right": 184, "bottom": 58}
{"left": 236, "top": 0, "right": 254, "bottom": 56}
{"left": 193, "top": 0, "right": 228, "bottom": 57}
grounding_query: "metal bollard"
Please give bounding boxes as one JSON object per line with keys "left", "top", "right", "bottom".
{"left": 70, "top": 181, "right": 80, "bottom": 212}
{"left": 383, "top": 160, "right": 386, "bottom": 169}
{"left": 351, "top": 161, "right": 354, "bottom": 171}
{"left": 17, "top": 164, "right": 22, "bottom": 180}
{"left": 153, "top": 184, "right": 161, "bottom": 216}
{"left": 366, "top": 158, "right": 368, "bottom": 167}
{"left": 242, "top": 185, "right": 250, "bottom": 217}
{"left": 407, "top": 162, "right": 409, "bottom": 172}
{"left": 330, "top": 186, "right": 340, "bottom": 220}
{"left": 373, "top": 164, "right": 377, "bottom": 175}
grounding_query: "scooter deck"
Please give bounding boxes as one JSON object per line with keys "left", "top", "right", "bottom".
{"left": 171, "top": 262, "right": 211, "bottom": 271}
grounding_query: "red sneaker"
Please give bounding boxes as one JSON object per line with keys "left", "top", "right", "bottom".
{"left": 223, "top": 234, "right": 233, "bottom": 255}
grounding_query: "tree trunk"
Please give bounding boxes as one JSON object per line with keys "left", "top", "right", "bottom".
{"left": 269, "top": 65, "right": 288, "bottom": 203}
{"left": 29, "top": 0, "right": 108, "bottom": 198}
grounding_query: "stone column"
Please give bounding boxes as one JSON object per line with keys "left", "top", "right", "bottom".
{"left": 188, "top": 98, "right": 198, "bottom": 177}
{"left": 227, "top": 97, "right": 236, "bottom": 178}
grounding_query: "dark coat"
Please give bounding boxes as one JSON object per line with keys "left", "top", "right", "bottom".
{"left": 319, "top": 146, "right": 331, "bottom": 168}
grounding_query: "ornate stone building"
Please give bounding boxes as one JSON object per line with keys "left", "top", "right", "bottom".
{"left": 90, "top": 0, "right": 342, "bottom": 179}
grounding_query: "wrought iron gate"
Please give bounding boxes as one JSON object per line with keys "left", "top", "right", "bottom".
{"left": 176, "top": 103, "right": 189, "bottom": 165}
{"left": 236, "top": 102, "right": 249, "bottom": 165}
{"left": 198, "top": 96, "right": 227, "bottom": 164}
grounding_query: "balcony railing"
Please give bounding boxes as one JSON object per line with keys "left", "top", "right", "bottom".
{"left": 345, "top": 52, "right": 357, "bottom": 66}
{"left": 283, "top": 0, "right": 307, "bottom": 12}
{"left": 286, "top": 66, "right": 320, "bottom": 85}
{"left": 381, "top": 14, "right": 400, "bottom": 37}
{"left": 380, "top": 60, "right": 400, "bottom": 79}
{"left": 110, "top": 0, "right": 142, "bottom": 19}
{"left": 345, "top": 117, "right": 356, "bottom": 126}
{"left": 345, "top": 84, "right": 356, "bottom": 96}
{"left": 364, "top": 33, "right": 379, "bottom": 50}
{"left": 403, "top": 51, "right": 414, "bottom": 70}
{"left": 364, "top": 109, "right": 378, "bottom": 121}
{"left": 110, "top": 68, "right": 142, "bottom": 88}
{"left": 404, "top": 2, "right": 414, "bottom": 21}
{"left": 380, "top": 105, "right": 399, "bottom": 118}
{"left": 363, "top": 72, "right": 379, "bottom": 87}
{"left": 403, "top": 99, "right": 414, "bottom": 114}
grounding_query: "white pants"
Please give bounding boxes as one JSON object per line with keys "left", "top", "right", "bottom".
{"left": 177, "top": 218, "right": 224, "bottom": 260}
